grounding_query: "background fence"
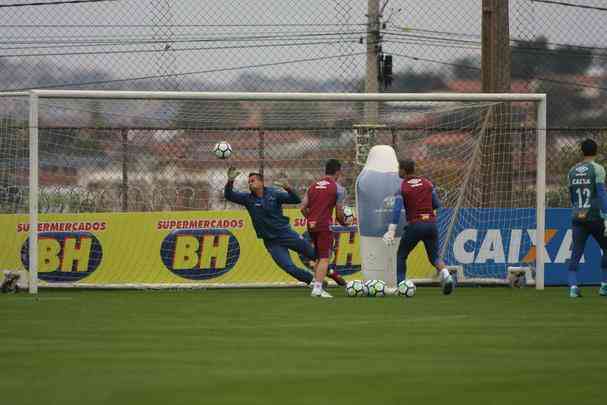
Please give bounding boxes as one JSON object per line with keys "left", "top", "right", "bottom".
{"left": 1, "top": 1, "right": 607, "bottom": 212}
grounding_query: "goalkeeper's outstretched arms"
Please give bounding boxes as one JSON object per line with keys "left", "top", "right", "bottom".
{"left": 273, "top": 179, "right": 301, "bottom": 204}
{"left": 224, "top": 167, "right": 247, "bottom": 205}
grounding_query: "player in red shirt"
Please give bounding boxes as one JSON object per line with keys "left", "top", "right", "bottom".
{"left": 301, "top": 159, "right": 351, "bottom": 298}
{"left": 383, "top": 159, "right": 455, "bottom": 295}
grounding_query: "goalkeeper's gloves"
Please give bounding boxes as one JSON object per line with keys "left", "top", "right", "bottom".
{"left": 382, "top": 223, "right": 397, "bottom": 246}
{"left": 227, "top": 167, "right": 240, "bottom": 181}
{"left": 273, "top": 180, "right": 290, "bottom": 190}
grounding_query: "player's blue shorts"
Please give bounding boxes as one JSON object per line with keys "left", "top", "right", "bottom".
{"left": 570, "top": 220, "right": 607, "bottom": 271}
{"left": 396, "top": 221, "right": 439, "bottom": 282}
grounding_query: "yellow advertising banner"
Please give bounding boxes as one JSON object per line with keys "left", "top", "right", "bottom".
{"left": 0, "top": 210, "right": 435, "bottom": 286}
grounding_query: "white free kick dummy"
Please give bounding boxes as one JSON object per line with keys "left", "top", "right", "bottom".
{"left": 355, "top": 145, "right": 404, "bottom": 287}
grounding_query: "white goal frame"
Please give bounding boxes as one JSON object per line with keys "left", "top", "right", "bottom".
{"left": 24, "top": 90, "right": 547, "bottom": 293}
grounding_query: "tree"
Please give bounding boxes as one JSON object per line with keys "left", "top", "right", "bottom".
{"left": 451, "top": 56, "right": 481, "bottom": 80}
{"left": 511, "top": 36, "right": 550, "bottom": 78}
{"left": 386, "top": 69, "right": 447, "bottom": 92}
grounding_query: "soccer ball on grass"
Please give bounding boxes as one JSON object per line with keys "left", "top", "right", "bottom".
{"left": 364, "top": 279, "right": 386, "bottom": 297}
{"left": 397, "top": 279, "right": 416, "bottom": 298}
{"left": 345, "top": 280, "right": 366, "bottom": 297}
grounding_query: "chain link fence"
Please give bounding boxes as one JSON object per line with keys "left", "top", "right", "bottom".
{"left": 2, "top": 1, "right": 607, "bottom": 129}
{"left": 1, "top": 1, "right": 607, "bottom": 214}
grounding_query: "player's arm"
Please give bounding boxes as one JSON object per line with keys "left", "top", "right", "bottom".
{"left": 432, "top": 188, "right": 441, "bottom": 212}
{"left": 594, "top": 164, "right": 607, "bottom": 235}
{"left": 224, "top": 167, "right": 248, "bottom": 205}
{"left": 300, "top": 191, "right": 310, "bottom": 217}
{"left": 383, "top": 193, "right": 403, "bottom": 245}
{"left": 335, "top": 184, "right": 349, "bottom": 226}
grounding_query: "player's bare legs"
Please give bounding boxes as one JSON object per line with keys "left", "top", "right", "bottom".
{"left": 310, "top": 230, "right": 334, "bottom": 298}
{"left": 312, "top": 258, "right": 332, "bottom": 298}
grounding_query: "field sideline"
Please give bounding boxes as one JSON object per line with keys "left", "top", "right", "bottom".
{"left": 1, "top": 287, "right": 605, "bottom": 405}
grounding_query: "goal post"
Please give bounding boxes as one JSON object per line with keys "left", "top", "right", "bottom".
{"left": 10, "top": 90, "right": 547, "bottom": 292}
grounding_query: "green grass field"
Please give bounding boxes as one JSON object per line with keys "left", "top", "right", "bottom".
{"left": 1, "top": 287, "right": 606, "bottom": 405}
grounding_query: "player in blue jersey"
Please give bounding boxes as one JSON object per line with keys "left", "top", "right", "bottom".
{"left": 383, "top": 159, "right": 454, "bottom": 294}
{"left": 567, "top": 139, "right": 607, "bottom": 298}
{"left": 224, "top": 167, "right": 346, "bottom": 287}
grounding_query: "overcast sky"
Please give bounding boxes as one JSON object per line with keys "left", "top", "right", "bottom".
{"left": 1, "top": 0, "right": 607, "bottom": 90}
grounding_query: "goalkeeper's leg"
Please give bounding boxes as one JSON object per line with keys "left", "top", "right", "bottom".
{"left": 263, "top": 239, "right": 313, "bottom": 284}
{"left": 282, "top": 229, "right": 346, "bottom": 287}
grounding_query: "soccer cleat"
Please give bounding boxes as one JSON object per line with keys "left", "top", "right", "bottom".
{"left": 441, "top": 274, "right": 455, "bottom": 295}
{"left": 327, "top": 269, "right": 347, "bottom": 287}
{"left": 311, "top": 289, "right": 333, "bottom": 298}
{"left": 569, "top": 286, "right": 582, "bottom": 298}
{"left": 599, "top": 284, "right": 607, "bottom": 296}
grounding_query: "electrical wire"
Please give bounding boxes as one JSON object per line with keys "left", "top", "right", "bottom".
{"left": 3, "top": 51, "right": 367, "bottom": 91}
{"left": 0, "top": 0, "right": 118, "bottom": 8}
{"left": 529, "top": 0, "right": 607, "bottom": 12}
{"left": 0, "top": 39, "right": 360, "bottom": 59}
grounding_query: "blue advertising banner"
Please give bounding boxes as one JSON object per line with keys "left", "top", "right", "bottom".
{"left": 441, "top": 208, "right": 601, "bottom": 285}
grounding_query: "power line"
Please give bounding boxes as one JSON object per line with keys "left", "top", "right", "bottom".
{"left": 389, "top": 52, "right": 481, "bottom": 71}
{"left": 3, "top": 51, "right": 366, "bottom": 91}
{"left": 0, "top": 31, "right": 365, "bottom": 48}
{"left": 0, "top": 0, "right": 118, "bottom": 7}
{"left": 390, "top": 51, "right": 607, "bottom": 93}
{"left": 388, "top": 26, "right": 607, "bottom": 54}
{"left": 0, "top": 39, "right": 360, "bottom": 59}
{"left": 0, "top": 23, "right": 368, "bottom": 28}
{"left": 529, "top": 0, "right": 607, "bottom": 12}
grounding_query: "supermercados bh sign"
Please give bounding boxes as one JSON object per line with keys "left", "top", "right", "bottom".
{"left": 1, "top": 208, "right": 604, "bottom": 285}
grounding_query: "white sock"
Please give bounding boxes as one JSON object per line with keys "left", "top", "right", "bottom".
{"left": 440, "top": 268, "right": 450, "bottom": 281}
{"left": 313, "top": 281, "right": 323, "bottom": 291}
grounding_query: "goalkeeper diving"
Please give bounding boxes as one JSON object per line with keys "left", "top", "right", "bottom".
{"left": 224, "top": 167, "right": 346, "bottom": 287}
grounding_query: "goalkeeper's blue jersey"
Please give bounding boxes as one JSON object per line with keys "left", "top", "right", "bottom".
{"left": 224, "top": 182, "right": 301, "bottom": 240}
{"left": 568, "top": 161, "right": 606, "bottom": 223}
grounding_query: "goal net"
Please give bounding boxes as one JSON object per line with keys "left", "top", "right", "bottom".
{"left": 2, "top": 91, "right": 546, "bottom": 292}
{"left": 0, "top": 93, "right": 30, "bottom": 291}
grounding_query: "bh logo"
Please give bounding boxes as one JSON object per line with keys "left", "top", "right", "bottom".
{"left": 21, "top": 232, "right": 103, "bottom": 282}
{"left": 298, "top": 225, "right": 361, "bottom": 276}
{"left": 160, "top": 228, "right": 240, "bottom": 280}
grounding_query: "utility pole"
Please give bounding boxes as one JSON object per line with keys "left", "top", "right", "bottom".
{"left": 481, "top": 0, "right": 511, "bottom": 93}
{"left": 365, "top": 0, "right": 381, "bottom": 124}
{"left": 481, "top": 0, "right": 513, "bottom": 207}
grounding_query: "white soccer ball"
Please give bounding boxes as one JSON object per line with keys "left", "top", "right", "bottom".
{"left": 345, "top": 280, "right": 366, "bottom": 297}
{"left": 397, "top": 279, "right": 416, "bottom": 298}
{"left": 364, "top": 279, "right": 386, "bottom": 297}
{"left": 213, "top": 141, "right": 232, "bottom": 159}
